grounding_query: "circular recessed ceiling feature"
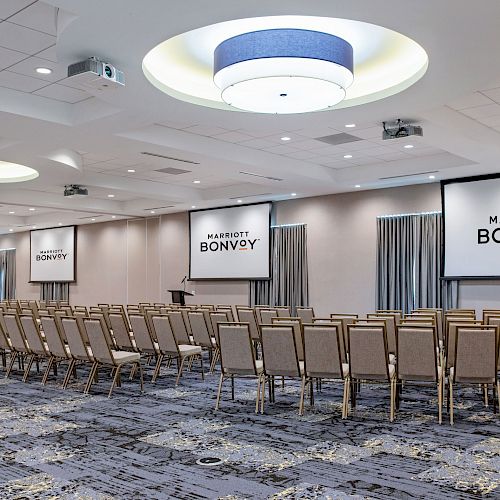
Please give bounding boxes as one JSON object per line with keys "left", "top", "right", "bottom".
{"left": 0, "top": 161, "right": 39, "bottom": 183}
{"left": 142, "top": 15, "right": 428, "bottom": 113}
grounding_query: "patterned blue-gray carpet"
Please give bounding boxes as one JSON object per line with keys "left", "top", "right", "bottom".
{"left": 0, "top": 358, "right": 498, "bottom": 499}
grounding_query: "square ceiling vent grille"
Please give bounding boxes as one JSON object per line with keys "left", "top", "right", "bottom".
{"left": 155, "top": 167, "right": 191, "bottom": 175}
{"left": 315, "top": 132, "right": 363, "bottom": 145}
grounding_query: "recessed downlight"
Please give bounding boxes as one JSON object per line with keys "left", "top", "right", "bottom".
{"left": 237, "top": 199, "right": 242, "bottom": 203}
{"left": 281, "top": 136, "right": 291, "bottom": 141}
{"left": 191, "top": 205, "right": 196, "bottom": 209}
{"left": 29, "top": 207, "right": 35, "bottom": 211}
{"left": 127, "top": 169, "right": 136, "bottom": 173}
{"left": 429, "top": 175, "right": 435, "bottom": 179}
{"left": 111, "top": 215, "right": 116, "bottom": 219}
{"left": 291, "top": 193, "right": 297, "bottom": 196}
{"left": 36, "top": 67, "right": 52, "bottom": 75}
{"left": 91, "top": 218, "right": 96, "bottom": 221}
{"left": 0, "top": 161, "right": 39, "bottom": 183}
{"left": 150, "top": 210, "right": 156, "bottom": 214}
{"left": 345, "top": 124, "right": 356, "bottom": 128}
{"left": 355, "top": 184, "right": 361, "bottom": 188}
{"left": 58, "top": 222, "right": 62, "bottom": 226}
{"left": 404, "top": 144, "right": 414, "bottom": 149}
{"left": 193, "top": 180, "right": 201, "bottom": 184}
{"left": 107, "top": 194, "right": 115, "bottom": 198}
{"left": 32, "top": 226, "right": 36, "bottom": 229}
{"left": 9, "top": 229, "right": 13, "bottom": 232}
{"left": 8, "top": 211, "right": 14, "bottom": 214}
{"left": 344, "top": 154, "right": 353, "bottom": 159}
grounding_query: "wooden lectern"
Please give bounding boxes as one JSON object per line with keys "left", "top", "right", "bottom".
{"left": 168, "top": 290, "right": 194, "bottom": 306}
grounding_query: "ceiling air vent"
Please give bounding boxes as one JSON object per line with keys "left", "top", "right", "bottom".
{"left": 315, "top": 133, "right": 363, "bottom": 145}
{"left": 77, "top": 215, "right": 104, "bottom": 220}
{"left": 240, "top": 171, "right": 283, "bottom": 181}
{"left": 141, "top": 152, "right": 199, "bottom": 165}
{"left": 155, "top": 167, "right": 191, "bottom": 175}
{"left": 229, "top": 193, "right": 272, "bottom": 200}
{"left": 144, "top": 206, "right": 174, "bottom": 211}
{"left": 379, "top": 170, "right": 438, "bottom": 181}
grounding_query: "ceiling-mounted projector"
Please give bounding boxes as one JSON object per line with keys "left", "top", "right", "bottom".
{"left": 382, "top": 119, "right": 423, "bottom": 140}
{"left": 64, "top": 185, "right": 88, "bottom": 197}
{"left": 67, "top": 57, "right": 125, "bottom": 91}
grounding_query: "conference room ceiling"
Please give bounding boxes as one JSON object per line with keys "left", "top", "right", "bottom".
{"left": 1, "top": 0, "right": 500, "bottom": 233}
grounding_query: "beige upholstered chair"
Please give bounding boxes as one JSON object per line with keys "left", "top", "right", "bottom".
{"left": 83, "top": 318, "right": 143, "bottom": 397}
{"left": 302, "top": 324, "right": 349, "bottom": 417}
{"left": 61, "top": 317, "right": 95, "bottom": 392}
{"left": 347, "top": 324, "right": 396, "bottom": 421}
{"left": 271, "top": 317, "right": 304, "bottom": 360}
{"left": 483, "top": 310, "right": 500, "bottom": 324}
{"left": 296, "top": 307, "right": 314, "bottom": 324}
{"left": 109, "top": 312, "right": 137, "bottom": 351}
{"left": 216, "top": 306, "right": 234, "bottom": 321}
{"left": 367, "top": 314, "right": 397, "bottom": 356}
{"left": 150, "top": 315, "right": 202, "bottom": 384}
{"left": 276, "top": 306, "right": 291, "bottom": 317}
{"left": 209, "top": 311, "right": 230, "bottom": 339}
{"left": 236, "top": 308, "right": 261, "bottom": 344}
{"left": 188, "top": 311, "right": 218, "bottom": 372}
{"left": 330, "top": 314, "right": 359, "bottom": 352}
{"left": 18, "top": 314, "right": 50, "bottom": 382}
{"left": 40, "top": 316, "right": 72, "bottom": 387}
{"left": 377, "top": 310, "right": 402, "bottom": 324}
{"left": 449, "top": 326, "right": 499, "bottom": 424}
{"left": 312, "top": 318, "right": 347, "bottom": 363}
{"left": 0, "top": 319, "right": 11, "bottom": 369}
{"left": 4, "top": 314, "right": 32, "bottom": 380}
{"left": 89, "top": 312, "right": 116, "bottom": 349}
{"left": 445, "top": 319, "right": 483, "bottom": 373}
{"left": 129, "top": 314, "right": 158, "bottom": 356}
{"left": 167, "top": 311, "right": 191, "bottom": 344}
{"left": 396, "top": 324, "right": 443, "bottom": 423}
{"left": 215, "top": 322, "right": 263, "bottom": 413}
{"left": 260, "top": 324, "right": 302, "bottom": 413}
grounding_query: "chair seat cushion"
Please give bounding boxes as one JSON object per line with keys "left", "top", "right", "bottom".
{"left": 389, "top": 353, "right": 396, "bottom": 365}
{"left": 388, "top": 364, "right": 396, "bottom": 379}
{"left": 111, "top": 350, "right": 140, "bottom": 364}
{"left": 179, "top": 344, "right": 202, "bottom": 357}
{"left": 255, "top": 359, "right": 263, "bottom": 374}
{"left": 342, "top": 362, "right": 349, "bottom": 377}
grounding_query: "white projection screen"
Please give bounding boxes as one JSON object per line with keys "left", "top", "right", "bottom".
{"left": 443, "top": 175, "right": 500, "bottom": 278}
{"left": 190, "top": 203, "right": 271, "bottom": 280}
{"left": 30, "top": 226, "right": 76, "bottom": 282}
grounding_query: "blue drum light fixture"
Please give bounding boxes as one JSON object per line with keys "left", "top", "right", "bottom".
{"left": 213, "top": 29, "right": 354, "bottom": 114}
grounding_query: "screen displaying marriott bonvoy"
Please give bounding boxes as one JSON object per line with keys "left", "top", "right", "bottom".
{"left": 189, "top": 203, "right": 271, "bottom": 280}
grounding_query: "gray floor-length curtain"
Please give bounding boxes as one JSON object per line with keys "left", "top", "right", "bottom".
{"left": 0, "top": 249, "right": 16, "bottom": 300}
{"left": 250, "top": 224, "right": 309, "bottom": 313}
{"left": 40, "top": 282, "right": 69, "bottom": 301}
{"left": 377, "top": 212, "right": 459, "bottom": 313}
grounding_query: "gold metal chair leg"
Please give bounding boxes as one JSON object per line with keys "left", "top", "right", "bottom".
{"left": 62, "top": 359, "right": 76, "bottom": 389}
{"left": 138, "top": 361, "right": 144, "bottom": 392}
{"left": 108, "top": 365, "right": 122, "bottom": 398}
{"left": 84, "top": 362, "right": 98, "bottom": 394}
{"left": 42, "top": 356, "right": 55, "bottom": 385}
{"left": 449, "top": 378, "right": 454, "bottom": 425}
{"left": 215, "top": 373, "right": 224, "bottom": 410}
{"left": 175, "top": 356, "right": 186, "bottom": 386}
{"left": 152, "top": 354, "right": 163, "bottom": 383}
{"left": 299, "top": 376, "right": 307, "bottom": 416}
{"left": 342, "top": 377, "right": 349, "bottom": 419}
{"left": 23, "top": 354, "right": 35, "bottom": 383}
{"left": 438, "top": 379, "right": 443, "bottom": 424}
{"left": 5, "top": 352, "right": 17, "bottom": 378}
{"left": 200, "top": 354, "right": 204, "bottom": 381}
{"left": 255, "top": 374, "right": 261, "bottom": 414}
{"left": 390, "top": 379, "right": 395, "bottom": 422}
{"left": 483, "top": 384, "right": 489, "bottom": 407}
{"left": 260, "top": 375, "right": 266, "bottom": 414}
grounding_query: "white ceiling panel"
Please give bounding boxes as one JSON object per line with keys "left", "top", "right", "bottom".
{"left": 0, "top": 45, "right": 27, "bottom": 70}
{"left": 34, "top": 43, "right": 56, "bottom": 62}
{"left": 481, "top": 87, "right": 500, "bottom": 104}
{"left": 0, "top": 0, "right": 35, "bottom": 20}
{"left": 7, "top": 55, "right": 67, "bottom": 81}
{"left": 0, "top": 69, "right": 47, "bottom": 91}
{"left": 459, "top": 103, "right": 500, "bottom": 119}
{"left": 0, "top": 21, "right": 55, "bottom": 54}
{"left": 212, "top": 131, "right": 254, "bottom": 143}
{"left": 34, "top": 82, "right": 89, "bottom": 102}
{"left": 183, "top": 125, "right": 232, "bottom": 137}
{"left": 448, "top": 92, "right": 494, "bottom": 110}
{"left": 8, "top": 1, "right": 57, "bottom": 35}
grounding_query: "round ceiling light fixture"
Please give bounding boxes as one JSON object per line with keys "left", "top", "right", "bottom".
{"left": 143, "top": 15, "right": 428, "bottom": 114}
{"left": 213, "top": 29, "right": 353, "bottom": 114}
{"left": 0, "top": 161, "right": 39, "bottom": 183}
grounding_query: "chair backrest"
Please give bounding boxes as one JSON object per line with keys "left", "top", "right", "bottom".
{"left": 312, "top": 318, "right": 346, "bottom": 362}
{"left": 236, "top": 308, "right": 260, "bottom": 342}
{"left": 261, "top": 324, "right": 301, "bottom": 377}
{"left": 109, "top": 313, "right": 135, "bottom": 351}
{"left": 19, "top": 315, "right": 47, "bottom": 356}
{"left": 4, "top": 314, "right": 28, "bottom": 352}
{"left": 397, "top": 325, "right": 438, "bottom": 382}
{"left": 0, "top": 318, "right": 10, "bottom": 350}
{"left": 72, "top": 311, "right": 89, "bottom": 343}
{"left": 216, "top": 306, "right": 234, "bottom": 322}
{"left": 143, "top": 309, "right": 161, "bottom": 336}
{"left": 453, "top": 326, "right": 498, "bottom": 383}
{"left": 348, "top": 325, "right": 390, "bottom": 381}
{"left": 167, "top": 311, "right": 191, "bottom": 344}
{"left": 209, "top": 312, "right": 229, "bottom": 338}
{"left": 276, "top": 306, "right": 291, "bottom": 317}
{"left": 62, "top": 317, "right": 90, "bottom": 361}
{"left": 367, "top": 314, "right": 397, "bottom": 354}
{"left": 41, "top": 316, "right": 68, "bottom": 359}
{"left": 89, "top": 312, "right": 116, "bottom": 349}
{"left": 129, "top": 314, "right": 157, "bottom": 353}
{"left": 259, "top": 309, "right": 278, "bottom": 324}
{"left": 151, "top": 315, "right": 180, "bottom": 354}
{"left": 271, "top": 317, "right": 304, "bottom": 360}
{"left": 446, "top": 319, "right": 483, "bottom": 369}
{"left": 377, "top": 310, "right": 402, "bottom": 323}
{"left": 187, "top": 311, "right": 213, "bottom": 348}
{"left": 217, "top": 323, "right": 257, "bottom": 376}
{"left": 60, "top": 306, "right": 73, "bottom": 316}
{"left": 73, "top": 306, "right": 88, "bottom": 314}
{"left": 54, "top": 310, "right": 69, "bottom": 342}
{"left": 303, "top": 324, "right": 344, "bottom": 379}
{"left": 84, "top": 318, "right": 115, "bottom": 365}
{"left": 483, "top": 310, "right": 500, "bottom": 324}
{"left": 296, "top": 307, "right": 314, "bottom": 323}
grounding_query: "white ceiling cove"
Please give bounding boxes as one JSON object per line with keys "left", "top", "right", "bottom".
{"left": 1, "top": 0, "right": 500, "bottom": 233}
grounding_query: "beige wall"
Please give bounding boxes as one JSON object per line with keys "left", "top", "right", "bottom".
{"left": 0, "top": 182, "right": 496, "bottom": 313}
